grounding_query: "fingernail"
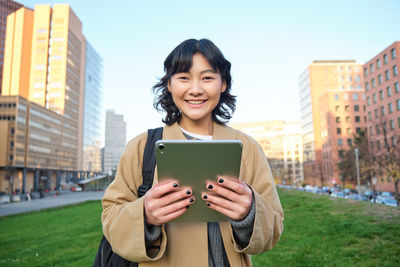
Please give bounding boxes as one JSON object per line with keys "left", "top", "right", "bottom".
{"left": 186, "top": 189, "right": 191, "bottom": 195}
{"left": 203, "top": 194, "right": 208, "bottom": 199}
{"left": 190, "top": 198, "right": 194, "bottom": 203}
{"left": 218, "top": 178, "right": 224, "bottom": 183}
{"left": 207, "top": 203, "right": 211, "bottom": 207}
{"left": 208, "top": 184, "right": 213, "bottom": 190}
{"left": 173, "top": 183, "right": 178, "bottom": 188}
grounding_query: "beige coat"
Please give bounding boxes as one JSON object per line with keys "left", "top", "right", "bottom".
{"left": 102, "top": 122, "right": 284, "bottom": 267}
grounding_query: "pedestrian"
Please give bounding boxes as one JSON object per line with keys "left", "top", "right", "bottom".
{"left": 101, "top": 39, "right": 284, "bottom": 266}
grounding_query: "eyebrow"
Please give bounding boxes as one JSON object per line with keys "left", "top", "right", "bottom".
{"left": 200, "top": 69, "right": 217, "bottom": 74}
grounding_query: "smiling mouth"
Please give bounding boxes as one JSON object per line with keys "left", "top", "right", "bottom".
{"left": 186, "top": 100, "right": 206, "bottom": 104}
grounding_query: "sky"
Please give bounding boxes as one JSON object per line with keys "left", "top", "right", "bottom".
{"left": 18, "top": 0, "right": 400, "bottom": 142}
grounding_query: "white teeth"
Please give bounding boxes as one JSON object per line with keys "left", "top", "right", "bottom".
{"left": 187, "top": 100, "right": 204, "bottom": 104}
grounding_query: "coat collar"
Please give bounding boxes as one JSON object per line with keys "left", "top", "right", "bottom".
{"left": 163, "top": 122, "right": 236, "bottom": 140}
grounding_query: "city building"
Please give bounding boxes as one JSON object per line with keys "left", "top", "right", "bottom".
{"left": 230, "top": 121, "right": 303, "bottom": 185}
{"left": 363, "top": 41, "right": 400, "bottom": 192}
{"left": 298, "top": 60, "right": 364, "bottom": 186}
{"left": 0, "top": 0, "right": 23, "bottom": 94}
{"left": 0, "top": 4, "right": 103, "bottom": 194}
{"left": 104, "top": 110, "right": 126, "bottom": 174}
{"left": 0, "top": 95, "right": 80, "bottom": 194}
{"left": 319, "top": 90, "right": 367, "bottom": 187}
{"left": 82, "top": 42, "right": 103, "bottom": 173}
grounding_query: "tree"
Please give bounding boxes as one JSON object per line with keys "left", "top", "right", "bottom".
{"left": 374, "top": 121, "right": 400, "bottom": 206}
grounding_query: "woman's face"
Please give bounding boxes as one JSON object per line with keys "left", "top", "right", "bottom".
{"left": 168, "top": 53, "right": 226, "bottom": 129}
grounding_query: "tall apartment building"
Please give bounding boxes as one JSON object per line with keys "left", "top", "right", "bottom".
{"left": 0, "top": 4, "right": 103, "bottom": 194}
{"left": 363, "top": 41, "right": 400, "bottom": 192}
{"left": 82, "top": 42, "right": 103, "bottom": 173}
{"left": 299, "top": 60, "right": 364, "bottom": 186}
{"left": 0, "top": 0, "right": 23, "bottom": 94}
{"left": 104, "top": 110, "right": 126, "bottom": 174}
{"left": 319, "top": 90, "right": 367, "bottom": 186}
{"left": 230, "top": 121, "right": 304, "bottom": 185}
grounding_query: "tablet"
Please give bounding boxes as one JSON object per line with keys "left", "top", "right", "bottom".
{"left": 155, "top": 140, "right": 243, "bottom": 222}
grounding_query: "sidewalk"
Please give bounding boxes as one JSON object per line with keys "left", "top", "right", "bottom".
{"left": 0, "top": 191, "right": 104, "bottom": 217}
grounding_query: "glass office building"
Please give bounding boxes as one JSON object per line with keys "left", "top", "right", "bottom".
{"left": 82, "top": 42, "right": 103, "bottom": 172}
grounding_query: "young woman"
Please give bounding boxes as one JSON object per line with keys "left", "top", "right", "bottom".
{"left": 101, "top": 39, "right": 284, "bottom": 266}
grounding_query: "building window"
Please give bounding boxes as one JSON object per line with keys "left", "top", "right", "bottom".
{"left": 336, "top": 117, "right": 341, "bottom": 123}
{"left": 355, "top": 116, "right": 360, "bottom": 123}
{"left": 337, "top": 128, "right": 342, "bottom": 134}
{"left": 397, "top": 99, "right": 400, "bottom": 110}
{"left": 344, "top": 94, "right": 349, "bottom": 100}
{"left": 390, "top": 119, "right": 395, "bottom": 130}
{"left": 373, "top": 93, "right": 377, "bottom": 103}
{"left": 370, "top": 63, "right": 374, "bottom": 73}
{"left": 391, "top": 136, "right": 397, "bottom": 147}
{"left": 363, "top": 68, "right": 368, "bottom": 77}
{"left": 338, "top": 150, "right": 344, "bottom": 158}
{"left": 377, "top": 59, "right": 381, "bottom": 69}
{"left": 398, "top": 117, "right": 400, "bottom": 128}
{"left": 395, "top": 82, "right": 399, "bottom": 93}
{"left": 393, "top": 65, "right": 398, "bottom": 76}
{"left": 353, "top": 93, "right": 359, "bottom": 100}
{"left": 391, "top": 48, "right": 397, "bottom": 59}
{"left": 345, "top": 105, "right": 350, "bottom": 111}
{"left": 354, "top": 105, "right": 359, "bottom": 111}
{"left": 338, "top": 138, "right": 343, "bottom": 146}
{"left": 365, "top": 82, "right": 369, "bottom": 91}
{"left": 374, "top": 108, "right": 378, "bottom": 118}
{"left": 378, "top": 74, "right": 382, "bottom": 84}
{"left": 385, "top": 70, "right": 390, "bottom": 80}
{"left": 347, "top": 139, "right": 352, "bottom": 146}
{"left": 379, "top": 90, "right": 384, "bottom": 100}
{"left": 346, "top": 116, "right": 351, "bottom": 123}
{"left": 368, "top": 111, "right": 372, "bottom": 121}
{"left": 377, "top": 140, "right": 381, "bottom": 149}
{"left": 376, "top": 124, "right": 380, "bottom": 134}
{"left": 384, "top": 54, "right": 388, "bottom": 64}
{"left": 381, "top": 106, "right": 385, "bottom": 116}
{"left": 372, "top": 78, "right": 376, "bottom": 88}
{"left": 334, "top": 94, "right": 339, "bottom": 101}
{"left": 388, "top": 102, "right": 393, "bottom": 113}
{"left": 367, "top": 96, "right": 371, "bottom": 106}
{"left": 356, "top": 127, "right": 361, "bottom": 134}
{"left": 347, "top": 128, "right": 352, "bottom": 134}
{"left": 369, "top": 126, "right": 373, "bottom": 135}
{"left": 335, "top": 105, "right": 340, "bottom": 112}
{"left": 387, "top": 86, "right": 392, "bottom": 97}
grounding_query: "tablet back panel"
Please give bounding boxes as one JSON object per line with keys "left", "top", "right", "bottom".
{"left": 155, "top": 140, "right": 242, "bottom": 222}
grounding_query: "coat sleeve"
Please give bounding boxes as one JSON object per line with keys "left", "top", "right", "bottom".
{"left": 101, "top": 133, "right": 167, "bottom": 262}
{"left": 233, "top": 136, "right": 284, "bottom": 254}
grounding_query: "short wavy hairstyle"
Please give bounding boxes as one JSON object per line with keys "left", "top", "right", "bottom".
{"left": 153, "top": 39, "right": 236, "bottom": 125}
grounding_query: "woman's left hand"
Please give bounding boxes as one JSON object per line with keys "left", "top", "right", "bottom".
{"left": 202, "top": 176, "right": 253, "bottom": 221}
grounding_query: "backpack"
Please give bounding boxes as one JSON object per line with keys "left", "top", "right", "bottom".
{"left": 93, "top": 127, "right": 163, "bottom": 267}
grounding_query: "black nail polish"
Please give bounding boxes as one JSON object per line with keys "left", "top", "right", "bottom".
{"left": 207, "top": 203, "right": 211, "bottom": 207}
{"left": 203, "top": 194, "right": 208, "bottom": 199}
{"left": 173, "top": 183, "right": 178, "bottom": 188}
{"left": 208, "top": 184, "right": 213, "bottom": 190}
{"left": 190, "top": 198, "right": 194, "bottom": 203}
{"left": 218, "top": 178, "right": 224, "bottom": 183}
{"left": 186, "top": 205, "right": 189, "bottom": 209}
{"left": 186, "top": 189, "right": 191, "bottom": 195}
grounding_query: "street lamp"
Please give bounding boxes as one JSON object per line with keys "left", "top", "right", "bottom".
{"left": 354, "top": 148, "right": 361, "bottom": 198}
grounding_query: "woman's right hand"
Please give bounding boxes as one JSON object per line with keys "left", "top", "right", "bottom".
{"left": 144, "top": 179, "right": 195, "bottom": 225}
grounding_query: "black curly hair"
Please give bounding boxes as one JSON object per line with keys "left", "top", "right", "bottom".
{"left": 152, "top": 39, "right": 236, "bottom": 125}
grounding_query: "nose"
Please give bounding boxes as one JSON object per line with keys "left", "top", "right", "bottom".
{"left": 188, "top": 79, "right": 203, "bottom": 95}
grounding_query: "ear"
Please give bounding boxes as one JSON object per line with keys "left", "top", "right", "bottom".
{"left": 221, "top": 80, "right": 227, "bottom": 93}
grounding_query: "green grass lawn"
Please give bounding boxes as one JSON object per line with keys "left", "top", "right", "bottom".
{"left": 0, "top": 189, "right": 399, "bottom": 266}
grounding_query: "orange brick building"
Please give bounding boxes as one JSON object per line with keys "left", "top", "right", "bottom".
{"left": 363, "top": 41, "right": 400, "bottom": 192}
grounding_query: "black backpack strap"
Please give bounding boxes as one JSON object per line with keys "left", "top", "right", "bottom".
{"left": 137, "top": 127, "right": 163, "bottom": 198}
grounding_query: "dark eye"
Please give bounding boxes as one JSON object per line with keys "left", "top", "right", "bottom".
{"left": 203, "top": 76, "right": 214, "bottom": 80}
{"left": 177, "top": 76, "right": 189, "bottom": 80}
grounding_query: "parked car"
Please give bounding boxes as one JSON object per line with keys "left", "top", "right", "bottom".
{"left": 331, "top": 190, "right": 345, "bottom": 198}
{"left": 71, "top": 186, "right": 82, "bottom": 192}
{"left": 304, "top": 185, "right": 314, "bottom": 192}
{"left": 375, "top": 192, "right": 397, "bottom": 207}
